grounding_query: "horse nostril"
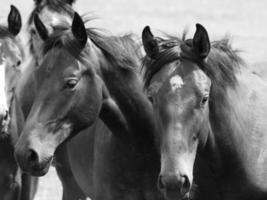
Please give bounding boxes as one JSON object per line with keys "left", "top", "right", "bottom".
{"left": 27, "top": 149, "right": 39, "bottom": 166}
{"left": 181, "top": 174, "right": 191, "bottom": 191}
{"left": 158, "top": 175, "right": 165, "bottom": 190}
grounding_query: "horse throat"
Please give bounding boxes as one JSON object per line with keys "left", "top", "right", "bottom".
{"left": 99, "top": 84, "right": 129, "bottom": 138}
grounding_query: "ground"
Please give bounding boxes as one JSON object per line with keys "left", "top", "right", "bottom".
{"left": 0, "top": 0, "right": 267, "bottom": 199}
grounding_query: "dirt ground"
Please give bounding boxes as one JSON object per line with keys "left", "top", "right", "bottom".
{"left": 0, "top": 0, "right": 267, "bottom": 199}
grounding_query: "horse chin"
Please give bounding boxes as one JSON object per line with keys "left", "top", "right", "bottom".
{"left": 29, "top": 156, "right": 53, "bottom": 177}
{"left": 163, "top": 189, "right": 190, "bottom": 200}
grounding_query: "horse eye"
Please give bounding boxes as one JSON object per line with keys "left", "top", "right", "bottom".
{"left": 16, "top": 60, "right": 21, "bottom": 66}
{"left": 200, "top": 96, "right": 209, "bottom": 107}
{"left": 31, "top": 29, "right": 37, "bottom": 35}
{"left": 192, "top": 135, "right": 198, "bottom": 141}
{"left": 65, "top": 79, "right": 78, "bottom": 89}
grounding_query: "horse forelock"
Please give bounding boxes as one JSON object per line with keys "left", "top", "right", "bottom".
{"left": 143, "top": 37, "right": 183, "bottom": 89}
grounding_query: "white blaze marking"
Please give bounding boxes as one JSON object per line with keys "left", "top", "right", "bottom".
{"left": 0, "top": 61, "right": 8, "bottom": 115}
{"left": 170, "top": 75, "right": 184, "bottom": 92}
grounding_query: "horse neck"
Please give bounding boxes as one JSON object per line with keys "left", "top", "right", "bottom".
{"left": 205, "top": 72, "right": 254, "bottom": 176}
{"left": 98, "top": 50, "right": 157, "bottom": 144}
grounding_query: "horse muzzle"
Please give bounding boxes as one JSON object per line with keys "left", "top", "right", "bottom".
{"left": 158, "top": 173, "right": 191, "bottom": 200}
{"left": 14, "top": 146, "right": 53, "bottom": 177}
{"left": 14, "top": 133, "right": 54, "bottom": 177}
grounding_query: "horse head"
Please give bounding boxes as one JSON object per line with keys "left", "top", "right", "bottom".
{"left": 14, "top": 12, "right": 107, "bottom": 176}
{"left": 142, "top": 24, "right": 212, "bottom": 199}
{"left": 0, "top": 5, "right": 23, "bottom": 135}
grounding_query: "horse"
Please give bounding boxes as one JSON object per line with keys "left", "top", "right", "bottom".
{"left": 0, "top": 5, "right": 39, "bottom": 200}
{"left": 14, "top": 11, "right": 163, "bottom": 200}
{"left": 21, "top": 1, "right": 88, "bottom": 199}
{"left": 142, "top": 24, "right": 267, "bottom": 200}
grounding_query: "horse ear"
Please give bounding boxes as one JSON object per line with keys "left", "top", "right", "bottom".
{"left": 34, "top": 14, "right": 49, "bottom": 41}
{"left": 64, "top": 0, "right": 76, "bottom": 5}
{"left": 193, "top": 23, "right": 210, "bottom": 59}
{"left": 33, "top": 0, "right": 42, "bottom": 5}
{"left": 71, "top": 12, "right": 87, "bottom": 47}
{"left": 142, "top": 26, "right": 159, "bottom": 59}
{"left": 8, "top": 5, "right": 22, "bottom": 36}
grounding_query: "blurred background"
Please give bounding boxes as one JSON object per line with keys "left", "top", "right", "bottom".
{"left": 1, "top": 0, "right": 267, "bottom": 199}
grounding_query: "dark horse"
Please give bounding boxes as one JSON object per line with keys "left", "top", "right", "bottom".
{"left": 142, "top": 24, "right": 267, "bottom": 200}
{"left": 20, "top": 0, "right": 87, "bottom": 199}
{"left": 0, "top": 5, "right": 38, "bottom": 200}
{"left": 15, "top": 12, "right": 162, "bottom": 200}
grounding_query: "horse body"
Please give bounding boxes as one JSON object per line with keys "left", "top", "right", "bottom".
{"left": 0, "top": 135, "right": 20, "bottom": 200}
{"left": 142, "top": 24, "right": 267, "bottom": 200}
{"left": 67, "top": 119, "right": 160, "bottom": 200}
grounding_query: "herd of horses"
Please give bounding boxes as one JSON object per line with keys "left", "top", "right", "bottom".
{"left": 1, "top": 0, "right": 267, "bottom": 200}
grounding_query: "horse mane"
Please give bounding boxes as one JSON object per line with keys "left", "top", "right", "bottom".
{"left": 143, "top": 32, "right": 244, "bottom": 92}
{"left": 86, "top": 30, "right": 142, "bottom": 70}
{"left": 28, "top": 0, "right": 74, "bottom": 25}
{"left": 203, "top": 38, "right": 244, "bottom": 91}
{"left": 41, "top": 19, "right": 141, "bottom": 71}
